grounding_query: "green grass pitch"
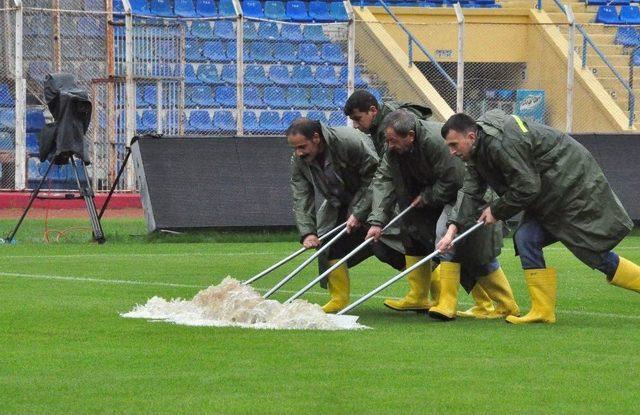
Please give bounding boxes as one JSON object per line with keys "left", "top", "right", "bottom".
{"left": 1, "top": 217, "right": 639, "bottom": 414}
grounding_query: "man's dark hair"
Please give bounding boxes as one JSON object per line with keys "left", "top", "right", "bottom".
{"left": 285, "top": 117, "right": 322, "bottom": 140}
{"left": 381, "top": 109, "right": 416, "bottom": 137}
{"left": 441, "top": 113, "right": 478, "bottom": 139}
{"left": 343, "top": 89, "right": 380, "bottom": 116}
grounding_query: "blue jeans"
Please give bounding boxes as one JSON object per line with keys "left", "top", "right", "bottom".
{"left": 513, "top": 217, "right": 620, "bottom": 278}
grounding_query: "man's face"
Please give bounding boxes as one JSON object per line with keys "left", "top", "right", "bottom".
{"left": 348, "top": 106, "right": 377, "bottom": 134}
{"left": 445, "top": 129, "right": 476, "bottom": 161}
{"left": 287, "top": 133, "right": 322, "bottom": 163}
{"left": 385, "top": 127, "right": 415, "bottom": 154}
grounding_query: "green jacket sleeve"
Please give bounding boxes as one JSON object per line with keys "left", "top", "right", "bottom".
{"left": 449, "top": 167, "right": 488, "bottom": 227}
{"left": 489, "top": 132, "right": 541, "bottom": 220}
{"left": 290, "top": 155, "right": 317, "bottom": 238}
{"left": 346, "top": 137, "right": 379, "bottom": 221}
{"left": 367, "top": 153, "right": 396, "bottom": 226}
{"left": 419, "top": 138, "right": 463, "bottom": 208}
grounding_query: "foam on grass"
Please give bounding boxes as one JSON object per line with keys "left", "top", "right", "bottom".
{"left": 121, "top": 277, "right": 367, "bottom": 330}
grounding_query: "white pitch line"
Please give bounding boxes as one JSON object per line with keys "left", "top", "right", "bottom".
{"left": 1, "top": 271, "right": 639, "bottom": 321}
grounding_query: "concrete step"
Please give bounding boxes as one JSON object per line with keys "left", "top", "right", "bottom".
{"left": 589, "top": 63, "right": 632, "bottom": 77}
{"left": 586, "top": 54, "right": 631, "bottom": 67}
{"left": 559, "top": 24, "right": 617, "bottom": 35}
{"left": 547, "top": 11, "right": 596, "bottom": 24}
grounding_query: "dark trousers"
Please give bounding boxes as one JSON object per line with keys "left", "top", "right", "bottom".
{"left": 327, "top": 224, "right": 406, "bottom": 271}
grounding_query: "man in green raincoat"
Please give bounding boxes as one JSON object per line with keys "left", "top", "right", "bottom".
{"left": 366, "top": 109, "right": 519, "bottom": 321}
{"left": 287, "top": 117, "right": 406, "bottom": 313}
{"left": 439, "top": 110, "right": 638, "bottom": 324}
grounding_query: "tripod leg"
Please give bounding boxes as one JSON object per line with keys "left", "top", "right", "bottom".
{"left": 71, "top": 156, "right": 106, "bottom": 244}
{"left": 98, "top": 146, "right": 131, "bottom": 220}
{"left": 5, "top": 160, "right": 55, "bottom": 242}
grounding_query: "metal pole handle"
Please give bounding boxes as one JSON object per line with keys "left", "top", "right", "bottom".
{"left": 337, "top": 221, "right": 484, "bottom": 315}
{"left": 243, "top": 221, "right": 347, "bottom": 285}
{"left": 263, "top": 227, "right": 349, "bottom": 298}
{"left": 284, "top": 205, "right": 414, "bottom": 303}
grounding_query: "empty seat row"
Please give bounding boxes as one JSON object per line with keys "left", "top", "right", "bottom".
{"left": 595, "top": 5, "right": 640, "bottom": 24}
{"left": 185, "top": 40, "right": 346, "bottom": 64}
{"left": 187, "top": 20, "right": 329, "bottom": 43}
{"left": 115, "top": 0, "right": 347, "bottom": 21}
{"left": 585, "top": 0, "right": 632, "bottom": 6}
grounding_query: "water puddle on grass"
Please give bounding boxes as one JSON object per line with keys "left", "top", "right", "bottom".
{"left": 121, "top": 277, "right": 367, "bottom": 331}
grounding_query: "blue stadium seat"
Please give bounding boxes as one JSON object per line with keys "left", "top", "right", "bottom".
{"left": 619, "top": 6, "right": 640, "bottom": 24}
{"left": 214, "top": 20, "right": 236, "bottom": 40}
{"left": 137, "top": 86, "right": 150, "bottom": 108}
{"left": 196, "top": 0, "right": 217, "bottom": 16}
{"left": 309, "top": 1, "right": 332, "bottom": 21}
{"left": 615, "top": 27, "right": 640, "bottom": 46}
{"left": 28, "top": 62, "right": 52, "bottom": 82}
{"left": 221, "top": 64, "right": 237, "bottom": 83}
{"left": 244, "top": 87, "right": 266, "bottom": 107}
{"left": 595, "top": 6, "right": 619, "bottom": 24}
{"left": 197, "top": 63, "right": 222, "bottom": 84}
{"left": 0, "top": 84, "right": 13, "bottom": 107}
{"left": 292, "top": 65, "right": 315, "bottom": 86}
{"left": 329, "top": 2, "right": 348, "bottom": 21}
{"left": 203, "top": 40, "right": 228, "bottom": 61}
{"left": 242, "top": 0, "right": 264, "bottom": 17}
{"left": 265, "top": 0, "right": 288, "bottom": 19}
{"left": 215, "top": 86, "right": 237, "bottom": 107}
{"left": 184, "top": 64, "right": 201, "bottom": 84}
{"left": 273, "top": 43, "right": 298, "bottom": 63}
{"left": 191, "top": 85, "right": 216, "bottom": 106}
{"left": 219, "top": 0, "right": 237, "bottom": 16}
{"left": 190, "top": 21, "right": 213, "bottom": 39}
{"left": 213, "top": 110, "right": 236, "bottom": 132}
{"left": 245, "top": 64, "right": 271, "bottom": 85}
{"left": 244, "top": 21, "right": 260, "bottom": 40}
{"left": 328, "top": 111, "right": 347, "bottom": 126}
{"left": 250, "top": 42, "right": 276, "bottom": 63}
{"left": 287, "top": 1, "right": 311, "bottom": 21}
{"left": 175, "top": 0, "right": 197, "bottom": 16}
{"left": 281, "top": 24, "right": 303, "bottom": 41}
{"left": 287, "top": 87, "right": 311, "bottom": 108}
{"left": 269, "top": 65, "right": 294, "bottom": 85}
{"left": 633, "top": 48, "right": 640, "bottom": 66}
{"left": 243, "top": 110, "right": 259, "bottom": 132}
{"left": 310, "top": 87, "right": 334, "bottom": 109}
{"left": 26, "top": 133, "right": 38, "bottom": 154}
{"left": 149, "top": 0, "right": 175, "bottom": 16}
{"left": 26, "top": 108, "right": 45, "bottom": 133}
{"left": 0, "top": 109, "right": 15, "bottom": 130}
{"left": 322, "top": 44, "right": 345, "bottom": 64}
{"left": 258, "top": 111, "right": 282, "bottom": 133}
{"left": 257, "top": 21, "right": 280, "bottom": 40}
{"left": 316, "top": 66, "right": 340, "bottom": 86}
{"left": 281, "top": 110, "right": 302, "bottom": 128}
{"left": 77, "top": 17, "right": 104, "bottom": 37}
{"left": 130, "top": 0, "right": 151, "bottom": 14}
{"left": 298, "top": 43, "right": 322, "bottom": 63}
{"left": 264, "top": 86, "right": 288, "bottom": 108}
{"left": 339, "top": 66, "right": 367, "bottom": 88}
{"left": 140, "top": 110, "right": 158, "bottom": 131}
{"left": 226, "top": 42, "right": 251, "bottom": 61}
{"left": 368, "top": 87, "right": 382, "bottom": 103}
{"left": 303, "top": 25, "right": 329, "bottom": 42}
{"left": 307, "top": 110, "right": 327, "bottom": 123}
{"left": 186, "top": 40, "right": 204, "bottom": 61}
{"left": 186, "top": 110, "right": 212, "bottom": 133}
{"left": 333, "top": 89, "right": 347, "bottom": 108}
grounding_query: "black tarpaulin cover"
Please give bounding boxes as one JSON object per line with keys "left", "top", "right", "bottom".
{"left": 38, "top": 73, "right": 91, "bottom": 165}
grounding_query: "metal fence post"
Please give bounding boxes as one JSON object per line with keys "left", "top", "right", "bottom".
{"left": 122, "top": 0, "right": 135, "bottom": 189}
{"left": 454, "top": 3, "right": 464, "bottom": 113}
{"left": 565, "top": 4, "right": 575, "bottom": 133}
{"left": 232, "top": 0, "right": 243, "bottom": 135}
{"left": 14, "top": 0, "right": 25, "bottom": 190}
{"left": 346, "top": 0, "right": 355, "bottom": 107}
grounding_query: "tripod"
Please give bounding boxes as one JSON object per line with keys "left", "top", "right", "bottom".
{"left": 4, "top": 154, "right": 105, "bottom": 244}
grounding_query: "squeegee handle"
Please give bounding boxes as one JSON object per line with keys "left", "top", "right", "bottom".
{"left": 337, "top": 221, "right": 484, "bottom": 315}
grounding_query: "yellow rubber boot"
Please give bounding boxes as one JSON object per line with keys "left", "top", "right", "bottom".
{"left": 430, "top": 265, "right": 441, "bottom": 306}
{"left": 480, "top": 267, "right": 520, "bottom": 319}
{"left": 322, "top": 260, "right": 350, "bottom": 314}
{"left": 610, "top": 257, "right": 640, "bottom": 293}
{"left": 506, "top": 268, "right": 557, "bottom": 324}
{"left": 456, "top": 284, "right": 495, "bottom": 318}
{"left": 428, "top": 261, "right": 460, "bottom": 321}
{"left": 384, "top": 256, "right": 432, "bottom": 312}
